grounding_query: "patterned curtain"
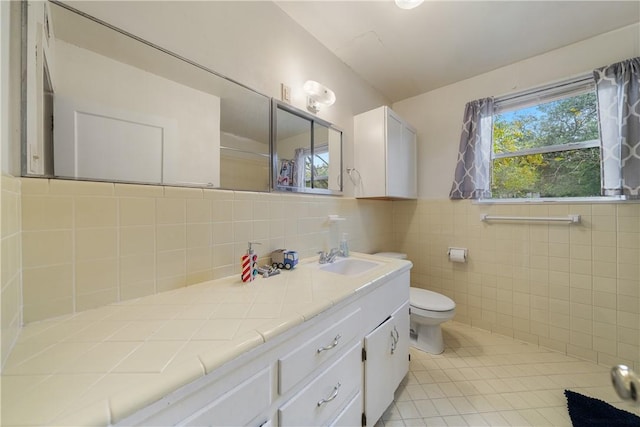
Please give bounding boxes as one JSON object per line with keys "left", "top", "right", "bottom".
{"left": 449, "top": 97, "right": 494, "bottom": 199}
{"left": 594, "top": 57, "right": 640, "bottom": 198}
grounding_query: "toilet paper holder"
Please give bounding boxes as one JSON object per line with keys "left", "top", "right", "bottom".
{"left": 447, "top": 247, "right": 468, "bottom": 263}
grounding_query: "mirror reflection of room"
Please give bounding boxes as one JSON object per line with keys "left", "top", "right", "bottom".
{"left": 274, "top": 102, "right": 342, "bottom": 194}
{"left": 39, "top": 2, "right": 272, "bottom": 191}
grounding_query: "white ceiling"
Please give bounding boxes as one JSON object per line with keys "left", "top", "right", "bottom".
{"left": 275, "top": 1, "right": 640, "bottom": 103}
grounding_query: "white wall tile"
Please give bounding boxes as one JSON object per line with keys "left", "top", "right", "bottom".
{"left": 394, "top": 199, "right": 639, "bottom": 369}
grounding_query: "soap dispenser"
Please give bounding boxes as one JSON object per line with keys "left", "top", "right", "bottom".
{"left": 340, "top": 233, "right": 350, "bottom": 257}
{"left": 241, "top": 242, "right": 260, "bottom": 283}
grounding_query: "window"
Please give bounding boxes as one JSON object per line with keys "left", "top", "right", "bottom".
{"left": 451, "top": 57, "right": 639, "bottom": 201}
{"left": 304, "top": 146, "right": 330, "bottom": 189}
{"left": 491, "top": 78, "right": 601, "bottom": 199}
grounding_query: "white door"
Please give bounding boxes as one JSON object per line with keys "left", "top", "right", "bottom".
{"left": 54, "top": 95, "right": 170, "bottom": 183}
{"left": 385, "top": 111, "right": 404, "bottom": 197}
{"left": 401, "top": 125, "right": 417, "bottom": 199}
{"left": 363, "top": 301, "right": 411, "bottom": 427}
{"left": 363, "top": 316, "right": 395, "bottom": 426}
{"left": 390, "top": 301, "right": 410, "bottom": 389}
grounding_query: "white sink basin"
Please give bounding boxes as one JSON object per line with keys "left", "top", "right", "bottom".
{"left": 319, "top": 258, "right": 382, "bottom": 276}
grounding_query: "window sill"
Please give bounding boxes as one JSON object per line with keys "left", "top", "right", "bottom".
{"left": 474, "top": 196, "right": 629, "bottom": 204}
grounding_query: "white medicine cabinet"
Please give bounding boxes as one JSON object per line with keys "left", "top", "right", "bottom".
{"left": 354, "top": 106, "right": 417, "bottom": 199}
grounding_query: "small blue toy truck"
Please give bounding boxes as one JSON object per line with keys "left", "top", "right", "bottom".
{"left": 271, "top": 249, "right": 299, "bottom": 270}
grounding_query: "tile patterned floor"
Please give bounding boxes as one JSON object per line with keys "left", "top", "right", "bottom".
{"left": 376, "top": 321, "right": 640, "bottom": 426}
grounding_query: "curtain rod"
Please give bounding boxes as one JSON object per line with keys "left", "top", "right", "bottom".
{"left": 494, "top": 74, "right": 593, "bottom": 105}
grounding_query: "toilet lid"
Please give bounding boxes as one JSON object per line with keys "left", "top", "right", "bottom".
{"left": 410, "top": 287, "right": 455, "bottom": 312}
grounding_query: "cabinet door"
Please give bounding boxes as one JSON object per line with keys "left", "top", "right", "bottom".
{"left": 401, "top": 125, "right": 417, "bottom": 199}
{"left": 354, "top": 106, "right": 387, "bottom": 198}
{"left": 363, "top": 301, "right": 410, "bottom": 427}
{"left": 363, "top": 316, "right": 395, "bottom": 426}
{"left": 390, "top": 301, "right": 410, "bottom": 389}
{"left": 385, "top": 111, "right": 404, "bottom": 197}
{"left": 386, "top": 110, "right": 417, "bottom": 199}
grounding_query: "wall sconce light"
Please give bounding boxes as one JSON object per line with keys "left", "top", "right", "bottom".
{"left": 303, "top": 80, "right": 336, "bottom": 113}
{"left": 394, "top": 0, "right": 424, "bottom": 10}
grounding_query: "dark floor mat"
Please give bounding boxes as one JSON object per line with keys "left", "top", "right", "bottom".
{"left": 565, "top": 389, "right": 640, "bottom": 426}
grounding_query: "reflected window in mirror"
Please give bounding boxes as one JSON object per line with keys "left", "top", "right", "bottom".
{"left": 272, "top": 101, "right": 342, "bottom": 195}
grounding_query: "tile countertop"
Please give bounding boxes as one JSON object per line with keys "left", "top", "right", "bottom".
{"left": 1, "top": 253, "right": 411, "bottom": 427}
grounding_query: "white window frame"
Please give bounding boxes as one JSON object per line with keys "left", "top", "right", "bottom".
{"left": 481, "top": 75, "right": 625, "bottom": 203}
{"left": 303, "top": 144, "right": 330, "bottom": 188}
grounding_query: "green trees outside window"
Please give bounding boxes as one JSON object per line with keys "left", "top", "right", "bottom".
{"left": 304, "top": 151, "right": 329, "bottom": 189}
{"left": 492, "top": 92, "right": 601, "bottom": 198}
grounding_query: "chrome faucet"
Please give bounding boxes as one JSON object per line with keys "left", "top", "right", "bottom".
{"left": 318, "top": 248, "right": 340, "bottom": 264}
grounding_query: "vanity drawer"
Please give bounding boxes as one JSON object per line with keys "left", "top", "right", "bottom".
{"left": 329, "top": 390, "right": 362, "bottom": 427}
{"left": 180, "top": 367, "right": 271, "bottom": 426}
{"left": 278, "top": 308, "right": 361, "bottom": 394}
{"left": 278, "top": 341, "right": 362, "bottom": 427}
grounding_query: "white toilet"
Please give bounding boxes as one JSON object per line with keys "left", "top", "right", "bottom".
{"left": 374, "top": 252, "right": 456, "bottom": 354}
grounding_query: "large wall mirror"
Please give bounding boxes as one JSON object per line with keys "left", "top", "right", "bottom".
{"left": 273, "top": 101, "right": 342, "bottom": 195}
{"left": 23, "top": 1, "right": 271, "bottom": 192}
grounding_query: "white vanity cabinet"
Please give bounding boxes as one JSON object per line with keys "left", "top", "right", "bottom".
{"left": 330, "top": 391, "right": 364, "bottom": 427}
{"left": 117, "top": 267, "right": 410, "bottom": 427}
{"left": 278, "top": 341, "right": 362, "bottom": 426}
{"left": 363, "top": 301, "right": 410, "bottom": 426}
{"left": 278, "top": 309, "right": 362, "bottom": 394}
{"left": 354, "top": 106, "right": 417, "bottom": 199}
{"left": 181, "top": 368, "right": 272, "bottom": 426}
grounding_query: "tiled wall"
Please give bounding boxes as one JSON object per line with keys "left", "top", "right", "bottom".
{"left": 20, "top": 178, "right": 393, "bottom": 323}
{"left": 1, "top": 175, "right": 21, "bottom": 369}
{"left": 18, "top": 176, "right": 639, "bottom": 371}
{"left": 220, "top": 157, "right": 270, "bottom": 192}
{"left": 393, "top": 199, "right": 640, "bottom": 371}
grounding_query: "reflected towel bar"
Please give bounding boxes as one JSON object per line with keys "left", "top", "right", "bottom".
{"left": 480, "top": 214, "right": 581, "bottom": 224}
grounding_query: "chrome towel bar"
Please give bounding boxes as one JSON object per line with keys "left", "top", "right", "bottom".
{"left": 480, "top": 213, "right": 581, "bottom": 224}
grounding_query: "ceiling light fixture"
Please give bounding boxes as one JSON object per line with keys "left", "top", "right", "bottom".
{"left": 394, "top": 0, "right": 424, "bottom": 10}
{"left": 303, "top": 80, "right": 336, "bottom": 113}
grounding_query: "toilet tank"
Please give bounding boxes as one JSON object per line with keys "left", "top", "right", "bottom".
{"left": 373, "top": 252, "right": 407, "bottom": 260}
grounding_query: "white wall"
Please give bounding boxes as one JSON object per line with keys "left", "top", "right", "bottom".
{"left": 1, "top": 1, "right": 8, "bottom": 172}
{"left": 54, "top": 40, "right": 221, "bottom": 186}
{"left": 12, "top": 1, "right": 392, "bottom": 325}
{"left": 61, "top": 1, "right": 390, "bottom": 197}
{"left": 393, "top": 23, "right": 640, "bottom": 200}
{"left": 390, "top": 23, "right": 640, "bottom": 370}
{"left": 2, "top": 1, "right": 21, "bottom": 176}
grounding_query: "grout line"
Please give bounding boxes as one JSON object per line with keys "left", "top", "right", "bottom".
{"left": 382, "top": 321, "right": 639, "bottom": 426}
{"left": 116, "top": 197, "right": 121, "bottom": 303}
{"left": 71, "top": 192, "right": 77, "bottom": 314}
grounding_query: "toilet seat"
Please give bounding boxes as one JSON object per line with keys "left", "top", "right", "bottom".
{"left": 410, "top": 288, "right": 455, "bottom": 312}
{"left": 411, "top": 305, "right": 455, "bottom": 319}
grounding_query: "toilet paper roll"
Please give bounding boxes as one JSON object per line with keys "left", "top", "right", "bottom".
{"left": 448, "top": 248, "right": 467, "bottom": 263}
